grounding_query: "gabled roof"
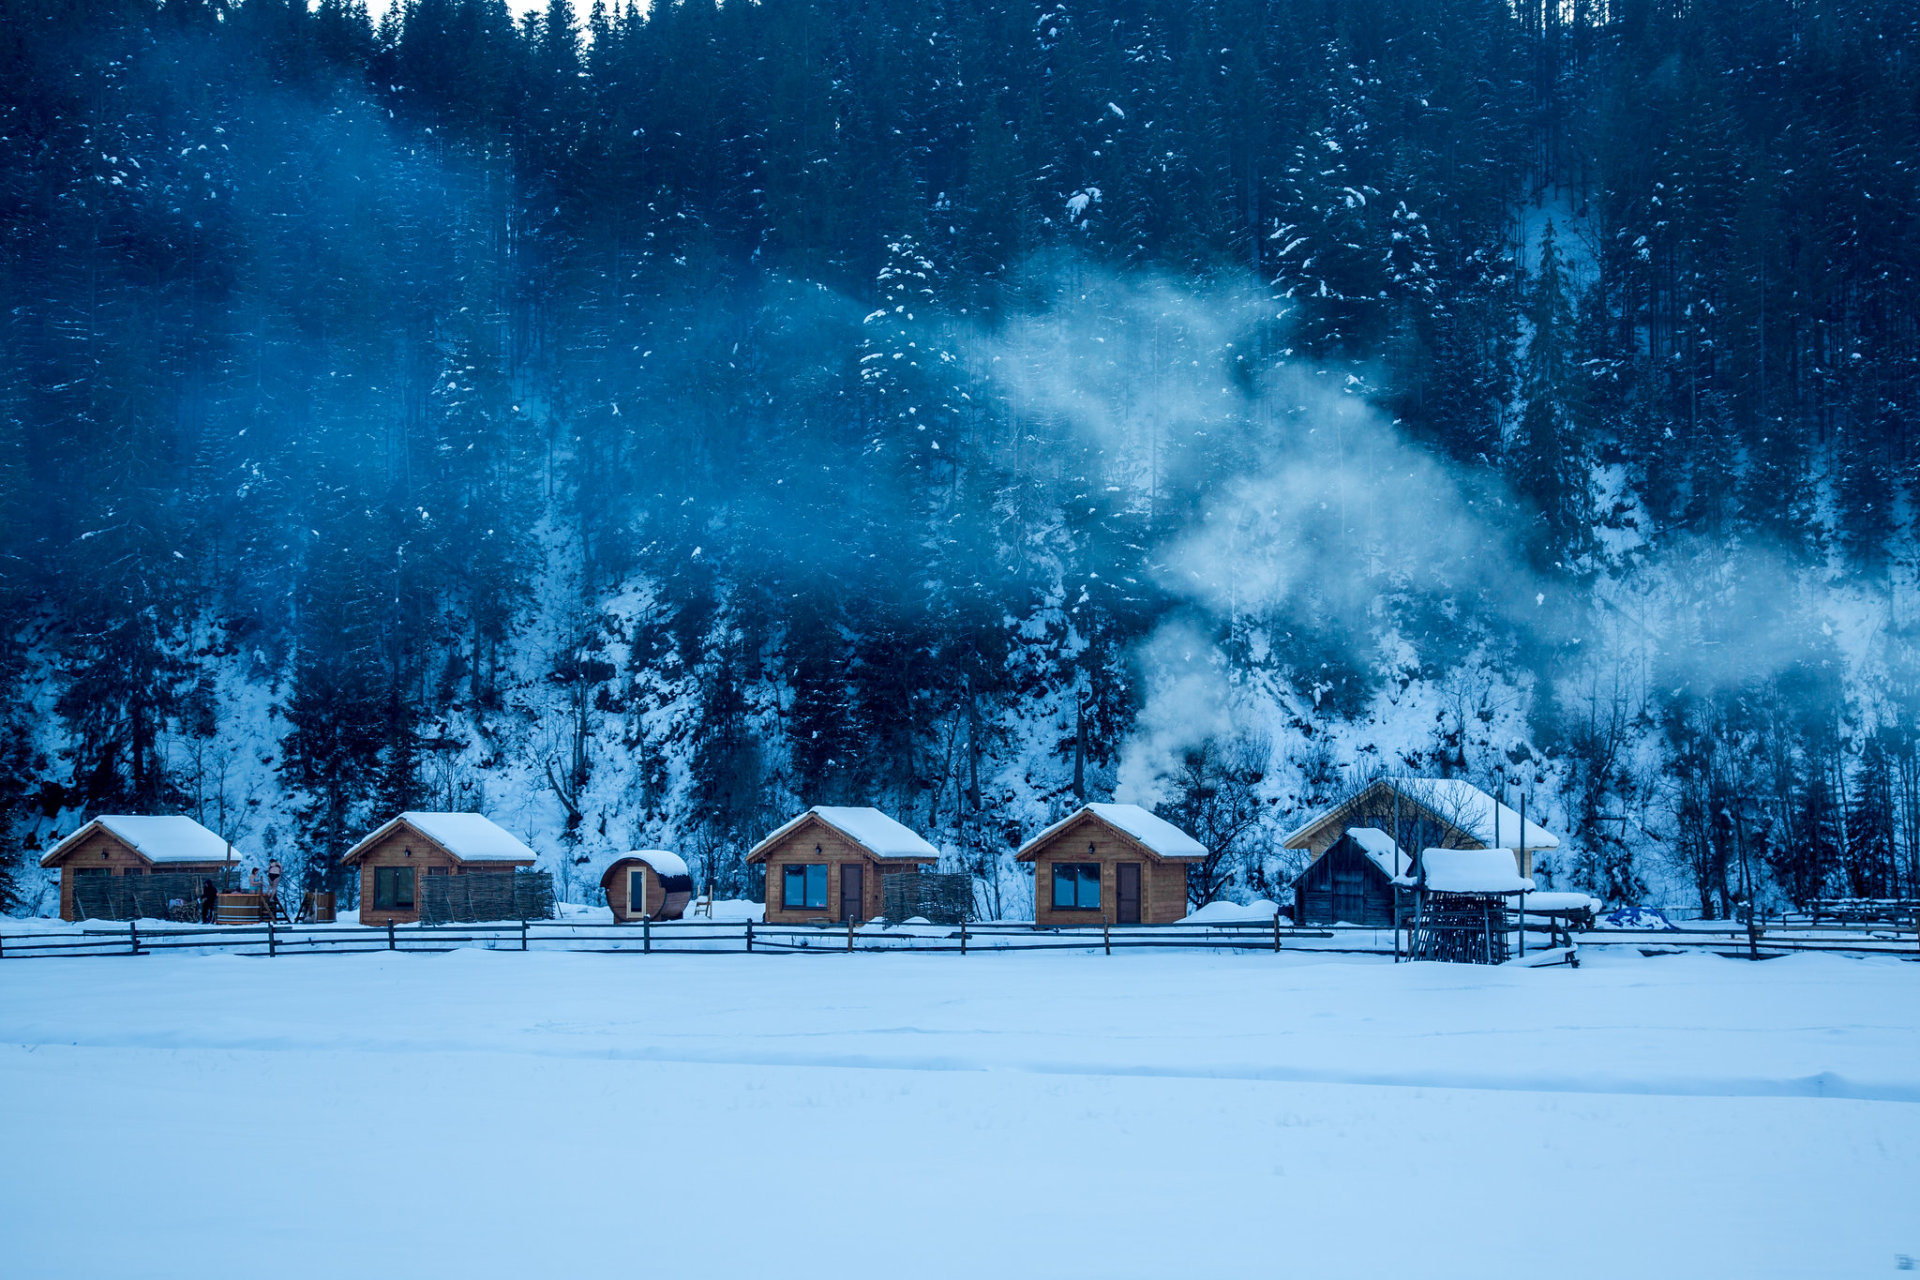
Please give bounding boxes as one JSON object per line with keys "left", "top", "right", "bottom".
{"left": 1394, "top": 847, "right": 1536, "bottom": 895}
{"left": 342, "top": 812, "right": 538, "bottom": 866}
{"left": 41, "top": 815, "right": 241, "bottom": 868}
{"left": 594, "top": 848, "right": 692, "bottom": 889}
{"left": 1289, "top": 826, "right": 1408, "bottom": 885}
{"left": 1015, "top": 803, "right": 1207, "bottom": 863}
{"left": 1282, "top": 778, "right": 1559, "bottom": 851}
{"left": 747, "top": 806, "right": 940, "bottom": 863}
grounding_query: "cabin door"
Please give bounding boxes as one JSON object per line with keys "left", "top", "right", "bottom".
{"left": 840, "top": 863, "right": 864, "bottom": 923}
{"left": 1331, "top": 849, "right": 1370, "bottom": 924}
{"left": 1116, "top": 863, "right": 1142, "bottom": 924}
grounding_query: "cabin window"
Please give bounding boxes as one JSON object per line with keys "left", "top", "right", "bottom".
{"left": 628, "top": 869, "right": 647, "bottom": 916}
{"left": 1051, "top": 862, "right": 1101, "bottom": 910}
{"left": 783, "top": 863, "right": 828, "bottom": 910}
{"left": 373, "top": 866, "right": 415, "bottom": 910}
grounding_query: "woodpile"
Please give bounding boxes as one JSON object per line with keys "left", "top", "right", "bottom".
{"left": 417, "top": 871, "right": 556, "bottom": 924}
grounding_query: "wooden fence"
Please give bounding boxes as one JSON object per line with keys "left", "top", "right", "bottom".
{"left": 1, "top": 913, "right": 1915, "bottom": 961}
{"left": 416, "top": 870, "right": 555, "bottom": 925}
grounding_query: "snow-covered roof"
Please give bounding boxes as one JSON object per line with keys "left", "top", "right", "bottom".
{"left": 579, "top": 846, "right": 692, "bottom": 886}
{"left": 1016, "top": 803, "right": 1207, "bottom": 862}
{"left": 1346, "top": 827, "right": 1410, "bottom": 878}
{"left": 344, "top": 812, "right": 538, "bottom": 865}
{"left": 1395, "top": 848, "right": 1536, "bottom": 895}
{"left": 41, "top": 815, "right": 240, "bottom": 867}
{"left": 1286, "top": 826, "right": 1408, "bottom": 885}
{"left": 610, "top": 852, "right": 695, "bottom": 882}
{"left": 1283, "top": 778, "right": 1559, "bottom": 851}
{"left": 749, "top": 806, "right": 940, "bottom": 862}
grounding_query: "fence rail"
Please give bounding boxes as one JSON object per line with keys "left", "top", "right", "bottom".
{"left": 1, "top": 915, "right": 1914, "bottom": 961}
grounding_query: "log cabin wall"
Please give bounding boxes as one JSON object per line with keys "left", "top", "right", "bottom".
{"left": 51, "top": 831, "right": 226, "bottom": 921}
{"left": 1027, "top": 813, "right": 1192, "bottom": 927}
{"left": 757, "top": 818, "right": 922, "bottom": 923}
{"left": 354, "top": 826, "right": 466, "bottom": 926}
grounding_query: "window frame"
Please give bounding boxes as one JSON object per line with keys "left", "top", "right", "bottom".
{"left": 373, "top": 865, "right": 416, "bottom": 910}
{"left": 628, "top": 868, "right": 648, "bottom": 917}
{"left": 782, "top": 862, "right": 829, "bottom": 911}
{"left": 1051, "top": 861, "right": 1103, "bottom": 911}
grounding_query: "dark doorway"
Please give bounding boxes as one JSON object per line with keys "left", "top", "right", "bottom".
{"left": 1116, "top": 862, "right": 1141, "bottom": 924}
{"left": 840, "top": 863, "right": 864, "bottom": 923}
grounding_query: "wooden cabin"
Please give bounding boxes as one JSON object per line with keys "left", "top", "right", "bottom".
{"left": 1290, "top": 827, "right": 1407, "bottom": 927}
{"left": 40, "top": 815, "right": 242, "bottom": 921}
{"left": 1397, "top": 846, "right": 1536, "bottom": 964}
{"left": 600, "top": 849, "right": 695, "bottom": 922}
{"left": 1016, "top": 803, "right": 1206, "bottom": 927}
{"left": 748, "top": 806, "right": 938, "bottom": 924}
{"left": 341, "top": 812, "right": 537, "bottom": 926}
{"left": 1283, "top": 777, "right": 1559, "bottom": 881}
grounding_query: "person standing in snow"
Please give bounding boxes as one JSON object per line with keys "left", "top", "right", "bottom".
{"left": 200, "top": 877, "right": 218, "bottom": 924}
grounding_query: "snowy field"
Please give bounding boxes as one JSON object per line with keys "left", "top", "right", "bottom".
{"left": 2, "top": 949, "right": 1917, "bottom": 1279}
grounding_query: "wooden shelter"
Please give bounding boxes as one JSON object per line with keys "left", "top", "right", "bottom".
{"left": 1397, "top": 847, "right": 1535, "bottom": 964}
{"left": 600, "top": 849, "right": 695, "bottom": 922}
{"left": 1290, "top": 827, "right": 1408, "bottom": 927}
{"left": 40, "top": 815, "right": 242, "bottom": 921}
{"left": 341, "top": 812, "right": 538, "bottom": 926}
{"left": 1283, "top": 777, "right": 1559, "bottom": 882}
{"left": 1016, "top": 803, "right": 1206, "bottom": 927}
{"left": 748, "top": 806, "right": 938, "bottom": 924}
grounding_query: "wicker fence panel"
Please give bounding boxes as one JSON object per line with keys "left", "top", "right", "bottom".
{"left": 882, "top": 871, "right": 973, "bottom": 924}
{"left": 417, "top": 871, "right": 556, "bottom": 924}
{"left": 72, "top": 872, "right": 212, "bottom": 922}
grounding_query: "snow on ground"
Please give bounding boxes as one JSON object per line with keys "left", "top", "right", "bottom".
{"left": 1, "top": 949, "right": 1916, "bottom": 1278}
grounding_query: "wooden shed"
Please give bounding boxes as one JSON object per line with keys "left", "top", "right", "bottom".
{"left": 1290, "top": 827, "right": 1408, "bottom": 927}
{"left": 40, "top": 815, "right": 242, "bottom": 921}
{"left": 1282, "top": 777, "right": 1558, "bottom": 880}
{"left": 341, "top": 811, "right": 537, "bottom": 926}
{"left": 600, "top": 849, "right": 695, "bottom": 922}
{"left": 748, "top": 806, "right": 939, "bottom": 924}
{"left": 1015, "top": 803, "right": 1206, "bottom": 927}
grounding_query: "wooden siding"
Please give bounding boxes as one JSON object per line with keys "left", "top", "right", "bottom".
{"left": 1026, "top": 811, "right": 1194, "bottom": 927}
{"left": 1291, "top": 782, "right": 1493, "bottom": 860}
{"left": 51, "top": 830, "right": 227, "bottom": 922}
{"left": 756, "top": 817, "right": 923, "bottom": 924}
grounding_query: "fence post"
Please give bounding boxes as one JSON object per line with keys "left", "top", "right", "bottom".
{"left": 960, "top": 918, "right": 967, "bottom": 956}
{"left": 643, "top": 916, "right": 651, "bottom": 955}
{"left": 1103, "top": 921, "right": 1110, "bottom": 956}
{"left": 847, "top": 916, "right": 855, "bottom": 952}
{"left": 1273, "top": 912, "right": 1281, "bottom": 953}
{"left": 129, "top": 920, "right": 140, "bottom": 957}
{"left": 268, "top": 920, "right": 277, "bottom": 959}
{"left": 387, "top": 919, "right": 396, "bottom": 952}
{"left": 745, "top": 920, "right": 754, "bottom": 953}
{"left": 521, "top": 918, "right": 528, "bottom": 952}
